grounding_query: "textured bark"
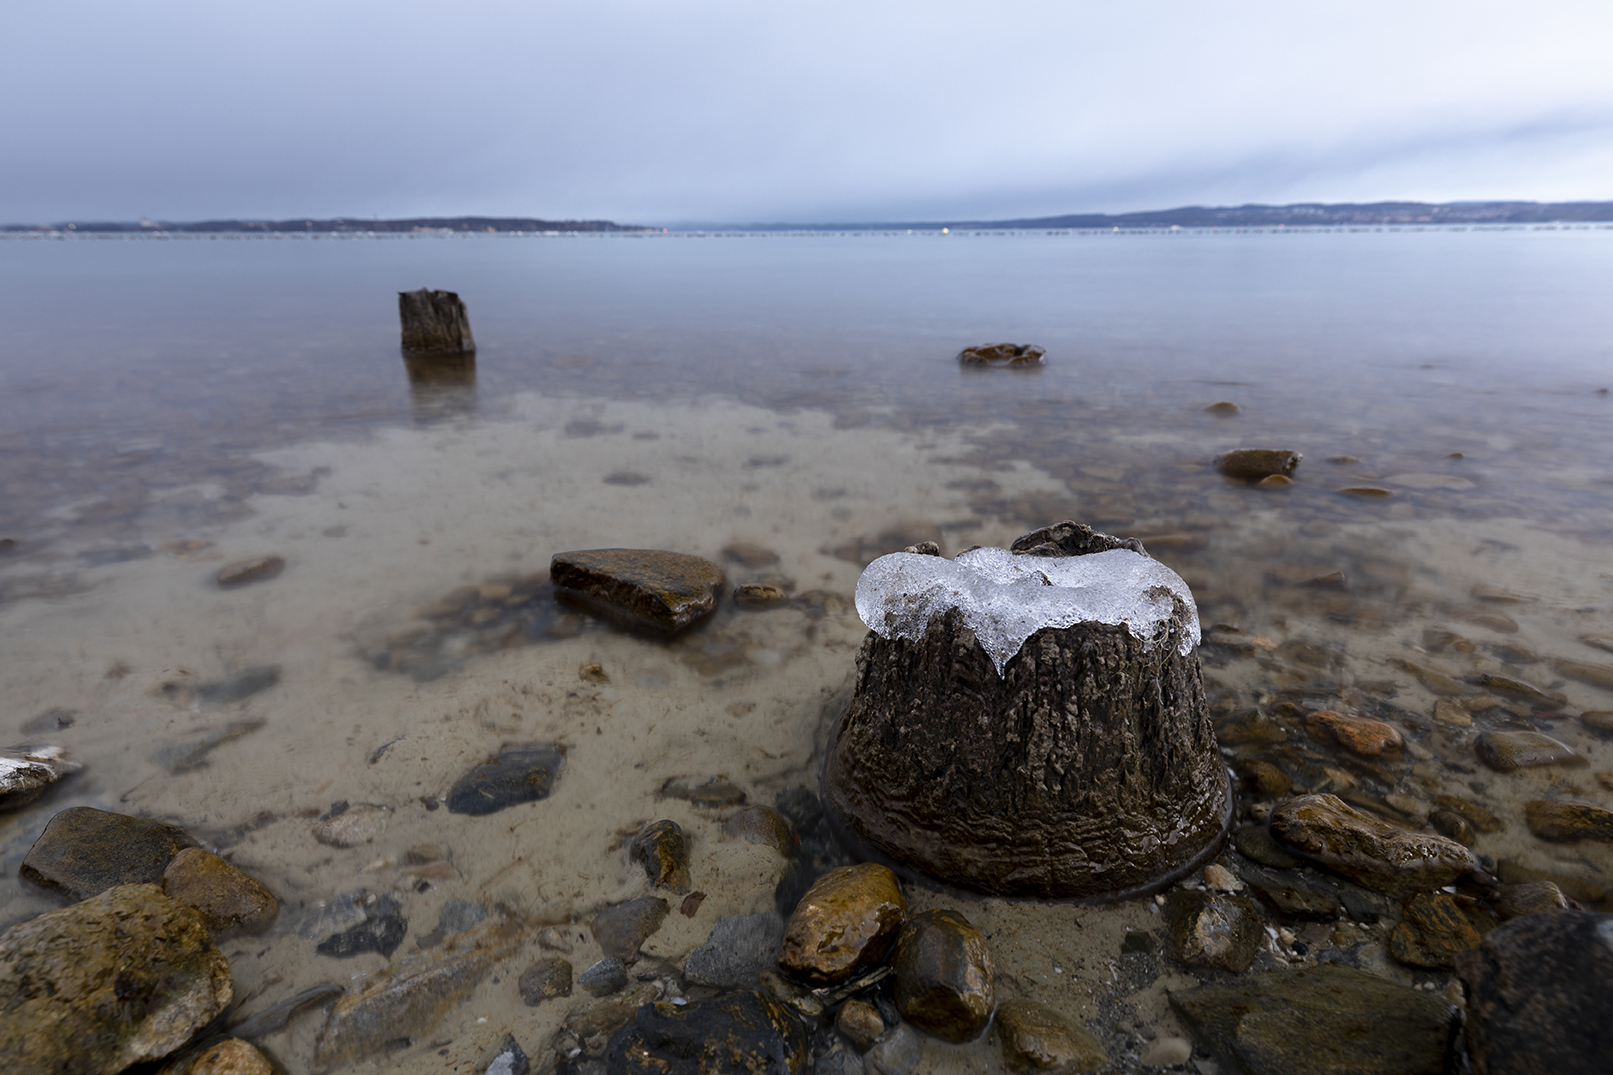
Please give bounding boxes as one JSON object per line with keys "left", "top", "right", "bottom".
{"left": 823, "top": 525, "right": 1229, "bottom": 900}
{"left": 398, "top": 288, "right": 476, "bottom": 354}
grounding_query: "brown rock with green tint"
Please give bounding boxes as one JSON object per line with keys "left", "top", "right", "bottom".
{"left": 778, "top": 863, "right": 906, "bottom": 985}
{"left": 1216, "top": 448, "right": 1301, "bottom": 480}
{"left": 550, "top": 548, "right": 724, "bottom": 636}
{"left": 1479, "top": 673, "right": 1568, "bottom": 707}
{"left": 892, "top": 909, "right": 996, "bottom": 1043}
{"left": 1306, "top": 709, "right": 1403, "bottom": 757}
{"left": 0, "top": 883, "right": 233, "bottom": 1074}
{"left": 630, "top": 819, "right": 691, "bottom": 893}
{"left": 1269, "top": 793, "right": 1475, "bottom": 898}
{"left": 996, "top": 1000, "right": 1107, "bottom": 1074}
{"left": 1524, "top": 799, "right": 1613, "bottom": 842}
{"left": 1475, "top": 730, "right": 1585, "bottom": 772}
{"left": 161, "top": 847, "right": 278, "bottom": 935}
{"left": 20, "top": 806, "right": 197, "bottom": 901}
{"left": 1388, "top": 892, "right": 1489, "bottom": 968}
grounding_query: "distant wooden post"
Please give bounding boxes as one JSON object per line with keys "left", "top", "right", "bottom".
{"left": 398, "top": 289, "right": 476, "bottom": 354}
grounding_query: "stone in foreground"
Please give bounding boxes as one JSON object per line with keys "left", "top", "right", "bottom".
{"left": 592, "top": 896, "right": 670, "bottom": 961}
{"left": 160, "top": 1037, "right": 276, "bottom": 1075}
{"left": 399, "top": 288, "right": 476, "bottom": 354}
{"left": 891, "top": 909, "right": 995, "bottom": 1043}
{"left": 605, "top": 991, "right": 811, "bottom": 1075}
{"left": 630, "top": 819, "right": 692, "bottom": 892}
{"left": 551, "top": 548, "right": 724, "bottom": 636}
{"left": 1269, "top": 793, "right": 1475, "bottom": 899}
{"left": 1215, "top": 448, "right": 1301, "bottom": 481}
{"left": 995, "top": 1000, "right": 1107, "bottom": 1074}
{"left": 1171, "top": 963, "right": 1458, "bottom": 1075}
{"left": 1165, "top": 889, "right": 1264, "bottom": 972}
{"left": 778, "top": 863, "right": 906, "bottom": 985}
{"left": 1475, "top": 730, "right": 1585, "bottom": 772}
{"left": 20, "top": 806, "right": 197, "bottom": 901}
{"left": 445, "top": 743, "right": 565, "bottom": 816}
{"left": 161, "top": 847, "right": 279, "bottom": 935}
{"left": 0, "top": 744, "right": 79, "bottom": 812}
{"left": 0, "top": 883, "right": 233, "bottom": 1074}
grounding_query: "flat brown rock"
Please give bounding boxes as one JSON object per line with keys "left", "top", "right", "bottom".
{"left": 996, "top": 1000, "right": 1107, "bottom": 1074}
{"left": 1216, "top": 448, "right": 1301, "bottom": 481}
{"left": 1388, "top": 892, "right": 1490, "bottom": 968}
{"left": 778, "top": 863, "right": 906, "bottom": 985}
{"left": 551, "top": 548, "right": 724, "bottom": 636}
{"left": 161, "top": 847, "right": 279, "bottom": 935}
{"left": 20, "top": 806, "right": 197, "bottom": 901}
{"left": 1269, "top": 793, "right": 1475, "bottom": 899}
{"left": 1475, "top": 731, "right": 1585, "bottom": 772}
{"left": 1306, "top": 709, "right": 1404, "bottom": 757}
{"left": 1524, "top": 799, "right": 1613, "bottom": 842}
{"left": 958, "top": 343, "right": 1046, "bottom": 367}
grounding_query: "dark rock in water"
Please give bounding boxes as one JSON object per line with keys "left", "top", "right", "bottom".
{"left": 1495, "top": 880, "right": 1572, "bottom": 919}
{"left": 1525, "top": 799, "right": 1613, "bottom": 842}
{"left": 995, "top": 999, "right": 1107, "bottom": 1074}
{"left": 317, "top": 895, "right": 408, "bottom": 958}
{"left": 1233, "top": 824, "right": 1303, "bottom": 868}
{"left": 1269, "top": 793, "right": 1475, "bottom": 898}
{"left": 685, "top": 913, "right": 785, "bottom": 989}
{"left": 1164, "top": 889, "right": 1264, "bottom": 972}
{"left": 0, "top": 883, "right": 233, "bottom": 1073}
{"left": 20, "top": 806, "right": 197, "bottom": 900}
{"left": 195, "top": 665, "right": 281, "bottom": 705}
{"left": 779, "top": 863, "right": 907, "bottom": 986}
{"left": 550, "top": 549, "right": 724, "bottom": 636}
{"left": 1555, "top": 657, "right": 1613, "bottom": 691}
{"left": 724, "top": 805, "right": 795, "bottom": 855}
{"left": 1388, "top": 892, "right": 1491, "bottom": 969}
{"left": 630, "top": 819, "right": 691, "bottom": 893}
{"left": 1306, "top": 709, "right": 1404, "bottom": 758}
{"left": 1216, "top": 449, "right": 1301, "bottom": 481}
{"left": 1120, "top": 928, "right": 1157, "bottom": 954}
{"left": 446, "top": 743, "right": 565, "bottom": 816}
{"left": 864, "top": 1023, "right": 923, "bottom": 1075}
{"left": 1238, "top": 865, "right": 1341, "bottom": 919}
{"left": 1429, "top": 808, "right": 1477, "bottom": 846}
{"left": 0, "top": 744, "right": 80, "bottom": 812}
{"left": 161, "top": 846, "right": 279, "bottom": 935}
{"left": 835, "top": 997, "right": 886, "bottom": 1052}
{"left": 722, "top": 542, "right": 780, "bottom": 567}
{"left": 577, "top": 956, "right": 627, "bottom": 997}
{"left": 1216, "top": 707, "right": 1289, "bottom": 745}
{"left": 1171, "top": 963, "right": 1458, "bottom": 1075}
{"left": 1478, "top": 673, "right": 1568, "bottom": 707}
{"left": 519, "top": 956, "right": 572, "bottom": 1005}
{"left": 418, "top": 899, "right": 488, "bottom": 947}
{"left": 605, "top": 991, "right": 810, "bottom": 1075}
{"left": 661, "top": 775, "right": 747, "bottom": 807}
{"left": 229, "top": 981, "right": 346, "bottom": 1040}
{"left": 399, "top": 288, "right": 476, "bottom": 354}
{"left": 1457, "top": 909, "right": 1613, "bottom": 1075}
{"left": 154, "top": 717, "right": 268, "bottom": 774}
{"left": 958, "top": 342, "right": 1045, "bottom": 367}
{"left": 592, "top": 896, "right": 669, "bottom": 961}
{"left": 217, "top": 555, "right": 285, "bottom": 588}
{"left": 891, "top": 909, "right": 995, "bottom": 1043}
{"left": 1205, "top": 401, "right": 1240, "bottom": 414}
{"left": 484, "top": 1033, "right": 530, "bottom": 1075}
{"left": 1475, "top": 730, "right": 1585, "bottom": 772}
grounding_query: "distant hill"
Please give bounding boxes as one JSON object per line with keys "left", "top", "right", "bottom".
{"left": 1, "top": 216, "right": 645, "bottom": 234}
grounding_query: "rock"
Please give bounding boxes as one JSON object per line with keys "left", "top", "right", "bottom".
{"left": 592, "top": 896, "right": 669, "bottom": 961}
{"left": 1557, "top": 658, "right": 1613, "bottom": 690}
{"left": 216, "top": 556, "right": 285, "bottom": 588}
{"left": 1479, "top": 673, "right": 1568, "bottom": 707}
{"left": 154, "top": 718, "right": 269, "bottom": 774}
{"left": 1216, "top": 708, "right": 1289, "bottom": 745}
{"left": 1171, "top": 963, "right": 1458, "bottom": 1075}
{"left": 1434, "top": 792, "right": 1505, "bottom": 833}
{"left": 1432, "top": 700, "right": 1472, "bottom": 727}
{"left": 316, "top": 918, "right": 524, "bottom": 1065}
{"left": 0, "top": 744, "right": 80, "bottom": 812}
{"left": 1205, "top": 401, "right": 1240, "bottom": 414}
{"left": 1495, "top": 881, "right": 1572, "bottom": 918}
{"left": 735, "top": 583, "right": 791, "bottom": 609}
{"left": 577, "top": 956, "right": 627, "bottom": 997}
{"left": 316, "top": 894, "right": 408, "bottom": 958}
{"left": 995, "top": 999, "right": 1107, "bottom": 1073}
{"left": 1121, "top": 928, "right": 1158, "bottom": 954}
{"left": 161, "top": 1037, "right": 276, "bottom": 1075}
{"left": 1397, "top": 659, "right": 1472, "bottom": 698}
{"left": 1138, "top": 1036, "right": 1192, "bottom": 1068}
{"left": 1388, "top": 892, "right": 1488, "bottom": 968}
{"left": 1216, "top": 449, "right": 1301, "bottom": 480}
{"left": 836, "top": 997, "right": 886, "bottom": 1052}
{"left": 418, "top": 899, "right": 488, "bottom": 947}
{"left": 228, "top": 982, "right": 345, "bottom": 1040}
{"left": 483, "top": 1034, "right": 529, "bottom": 1075}
{"left": 1524, "top": 799, "right": 1613, "bottom": 842}
{"left": 161, "top": 847, "right": 278, "bottom": 935}
{"left": 1236, "top": 759, "right": 1293, "bottom": 799}
{"left": 958, "top": 343, "right": 1046, "bottom": 367}
{"left": 722, "top": 542, "right": 780, "bottom": 567}
{"left": 891, "top": 909, "right": 995, "bottom": 1043}
{"left": 1238, "top": 865, "right": 1341, "bottom": 919}
{"left": 1233, "top": 825, "right": 1302, "bottom": 868}
{"left": 1475, "top": 730, "right": 1586, "bottom": 772}
{"left": 1428, "top": 809, "right": 1477, "bottom": 846}
{"left": 685, "top": 913, "right": 785, "bottom": 988}
{"left": 399, "top": 288, "right": 475, "bottom": 354}
{"left": 0, "top": 883, "right": 233, "bottom": 1073}
{"left": 604, "top": 991, "right": 811, "bottom": 1074}
{"left": 630, "top": 819, "right": 691, "bottom": 892}
{"left": 778, "top": 863, "right": 907, "bottom": 985}
{"left": 518, "top": 956, "right": 572, "bottom": 1004}
{"left": 1340, "top": 485, "right": 1392, "bottom": 496}
{"left": 1496, "top": 859, "right": 1606, "bottom": 906}
{"left": 311, "top": 801, "right": 391, "bottom": 847}
{"left": 564, "top": 981, "right": 659, "bottom": 1049}
{"left": 1269, "top": 793, "right": 1476, "bottom": 898}
{"left": 20, "top": 806, "right": 197, "bottom": 900}
{"left": 1456, "top": 909, "right": 1613, "bottom": 1075}
{"left": 1306, "top": 709, "right": 1403, "bottom": 757}
{"left": 445, "top": 743, "right": 565, "bottom": 816}
{"left": 1203, "top": 863, "right": 1242, "bottom": 892}
{"left": 816, "top": 1042, "right": 867, "bottom": 1075}
{"left": 550, "top": 549, "right": 725, "bottom": 636}
{"left": 864, "top": 1023, "right": 923, "bottom": 1075}
{"left": 724, "top": 805, "right": 795, "bottom": 855}
{"left": 1165, "top": 890, "right": 1264, "bottom": 972}
{"left": 662, "top": 775, "right": 748, "bottom": 807}
{"left": 1582, "top": 710, "right": 1613, "bottom": 732}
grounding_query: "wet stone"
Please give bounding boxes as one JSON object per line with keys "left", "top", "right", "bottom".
{"left": 1388, "top": 892, "right": 1488, "bottom": 969}
{"left": 20, "top": 806, "right": 197, "bottom": 901}
{"left": 0, "top": 883, "right": 234, "bottom": 1074}
{"left": 216, "top": 556, "right": 285, "bottom": 588}
{"left": 0, "top": 744, "right": 80, "bottom": 812}
{"left": 519, "top": 956, "right": 572, "bottom": 1004}
{"left": 1233, "top": 824, "right": 1303, "bottom": 868}
{"left": 1524, "top": 798, "right": 1613, "bottom": 842}
{"left": 994, "top": 999, "right": 1107, "bottom": 1074}
{"left": 1428, "top": 809, "right": 1477, "bottom": 846}
{"left": 578, "top": 956, "right": 628, "bottom": 997}
{"left": 1479, "top": 673, "right": 1568, "bottom": 707}
{"left": 1216, "top": 448, "right": 1301, "bottom": 481}
{"left": 1238, "top": 865, "right": 1341, "bottom": 919}
{"left": 446, "top": 743, "right": 564, "bottom": 816}
{"left": 484, "top": 1034, "right": 530, "bottom": 1075}
{"left": 162, "top": 1037, "right": 276, "bottom": 1074}
{"left": 734, "top": 582, "right": 791, "bottom": 609}
{"left": 1431, "top": 700, "right": 1473, "bottom": 728}
{"left": 1216, "top": 708, "right": 1289, "bottom": 745}
{"left": 607, "top": 991, "right": 811, "bottom": 1075}
{"left": 836, "top": 997, "right": 886, "bottom": 1052}
{"left": 550, "top": 548, "right": 725, "bottom": 636}
{"left": 1235, "top": 759, "right": 1293, "bottom": 799}
{"left": 418, "top": 899, "right": 488, "bottom": 947}
{"left": 1582, "top": 710, "right": 1613, "bottom": 731}
{"left": 864, "top": 1023, "right": 923, "bottom": 1075}
{"left": 722, "top": 541, "right": 780, "bottom": 567}
{"left": 958, "top": 342, "right": 1046, "bottom": 367}
{"left": 311, "top": 801, "right": 391, "bottom": 847}
{"left": 662, "top": 775, "right": 747, "bottom": 807}
{"left": 1306, "top": 709, "right": 1404, "bottom": 757}
{"left": 779, "top": 863, "right": 907, "bottom": 986}
{"left": 161, "top": 847, "right": 279, "bottom": 935}
{"left": 316, "top": 894, "right": 407, "bottom": 958}
{"left": 1495, "top": 880, "right": 1573, "bottom": 919}
{"left": 685, "top": 912, "right": 785, "bottom": 989}
{"left": 1433, "top": 792, "right": 1504, "bottom": 833}
{"left": 891, "top": 908, "right": 995, "bottom": 1043}
{"left": 724, "top": 804, "right": 795, "bottom": 855}
{"left": 592, "top": 896, "right": 670, "bottom": 961}
{"left": 1457, "top": 909, "right": 1613, "bottom": 1075}
{"left": 1165, "top": 889, "right": 1264, "bottom": 972}
{"left": 1269, "top": 793, "right": 1476, "bottom": 899}
{"left": 1475, "top": 730, "right": 1585, "bottom": 772}
{"left": 1172, "top": 963, "right": 1457, "bottom": 1075}
{"left": 631, "top": 819, "right": 692, "bottom": 893}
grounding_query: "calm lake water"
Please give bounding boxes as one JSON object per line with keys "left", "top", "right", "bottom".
{"left": 2, "top": 227, "right": 1611, "bottom": 1073}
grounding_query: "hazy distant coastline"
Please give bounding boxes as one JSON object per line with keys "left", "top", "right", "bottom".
{"left": 5, "top": 199, "right": 1612, "bottom": 235}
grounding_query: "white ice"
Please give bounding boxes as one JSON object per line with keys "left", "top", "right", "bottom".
{"left": 855, "top": 546, "right": 1200, "bottom": 676}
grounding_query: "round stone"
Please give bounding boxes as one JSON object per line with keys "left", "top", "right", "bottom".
{"left": 891, "top": 909, "right": 995, "bottom": 1043}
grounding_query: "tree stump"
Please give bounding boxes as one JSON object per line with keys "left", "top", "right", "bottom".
{"left": 822, "top": 522, "right": 1231, "bottom": 900}
{"left": 398, "top": 288, "right": 475, "bottom": 354}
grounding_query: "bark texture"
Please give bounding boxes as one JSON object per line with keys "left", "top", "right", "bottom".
{"left": 398, "top": 288, "right": 476, "bottom": 354}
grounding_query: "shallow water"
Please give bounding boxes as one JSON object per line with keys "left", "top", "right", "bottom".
{"left": 2, "top": 227, "right": 1612, "bottom": 1072}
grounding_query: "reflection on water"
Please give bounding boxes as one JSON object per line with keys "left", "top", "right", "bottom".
{"left": 403, "top": 353, "right": 478, "bottom": 425}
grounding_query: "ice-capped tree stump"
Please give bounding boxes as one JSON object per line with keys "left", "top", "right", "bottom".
{"left": 398, "top": 288, "right": 476, "bottom": 354}
{"left": 822, "top": 521, "right": 1231, "bottom": 900}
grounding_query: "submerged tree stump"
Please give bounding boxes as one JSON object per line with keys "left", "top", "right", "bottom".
{"left": 398, "top": 288, "right": 476, "bottom": 354}
{"left": 822, "top": 522, "right": 1231, "bottom": 900}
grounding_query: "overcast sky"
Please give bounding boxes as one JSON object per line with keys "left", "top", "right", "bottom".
{"left": 4, "top": 1, "right": 1611, "bottom": 225}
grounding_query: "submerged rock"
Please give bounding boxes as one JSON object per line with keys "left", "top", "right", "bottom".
{"left": 0, "top": 744, "right": 80, "bottom": 812}
{"left": 1165, "top": 890, "right": 1264, "bottom": 972}
{"left": 1495, "top": 881, "right": 1573, "bottom": 919}
{"left": 662, "top": 775, "right": 747, "bottom": 807}
{"left": 161, "top": 847, "right": 279, "bottom": 935}
{"left": 779, "top": 863, "right": 906, "bottom": 986}
{"left": 1215, "top": 449, "right": 1301, "bottom": 481}
{"left": 1269, "top": 793, "right": 1475, "bottom": 898}
{"left": 0, "top": 883, "right": 233, "bottom": 1073}
{"left": 604, "top": 991, "right": 811, "bottom": 1075}
{"left": 1524, "top": 799, "right": 1613, "bottom": 842}
{"left": 311, "top": 801, "right": 391, "bottom": 847}
{"left": 724, "top": 804, "right": 795, "bottom": 855}
{"left": 1478, "top": 673, "right": 1568, "bottom": 707}
{"left": 316, "top": 894, "right": 408, "bottom": 958}
{"left": 685, "top": 913, "right": 785, "bottom": 989}
{"left": 482, "top": 1034, "right": 529, "bottom": 1075}
{"left": 160, "top": 1037, "right": 275, "bottom": 1075}
{"left": 995, "top": 999, "right": 1107, "bottom": 1074}
{"left": 216, "top": 556, "right": 285, "bottom": 588}
{"left": 518, "top": 956, "right": 572, "bottom": 1005}
{"left": 550, "top": 548, "right": 724, "bottom": 636}
{"left": 891, "top": 909, "right": 995, "bottom": 1043}
{"left": 592, "top": 896, "right": 669, "bottom": 961}
{"left": 734, "top": 583, "right": 791, "bottom": 609}
{"left": 1475, "top": 730, "right": 1586, "bottom": 772}
{"left": 630, "top": 819, "right": 692, "bottom": 893}
{"left": 1306, "top": 709, "right": 1404, "bottom": 757}
{"left": 836, "top": 997, "right": 886, "bottom": 1052}
{"left": 958, "top": 343, "right": 1046, "bottom": 367}
{"left": 577, "top": 956, "right": 628, "bottom": 997}
{"left": 445, "top": 743, "right": 564, "bottom": 816}
{"left": 20, "top": 806, "right": 197, "bottom": 901}
{"left": 1388, "top": 892, "right": 1490, "bottom": 968}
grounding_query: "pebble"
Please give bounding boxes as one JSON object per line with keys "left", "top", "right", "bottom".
{"left": 1237, "top": 865, "right": 1341, "bottom": 919}
{"left": 721, "top": 542, "right": 780, "bottom": 567}
{"left": 1433, "top": 792, "right": 1504, "bottom": 833}
{"left": 1474, "top": 730, "right": 1586, "bottom": 772}
{"left": 1428, "top": 809, "right": 1476, "bottom": 846}
{"left": 684, "top": 912, "right": 785, "bottom": 989}
{"left": 1257, "top": 474, "right": 1293, "bottom": 487}
{"left": 1138, "top": 1035, "right": 1192, "bottom": 1068}
{"left": 958, "top": 342, "right": 1046, "bottom": 367}
{"left": 445, "top": 743, "right": 565, "bottom": 816}
{"left": 0, "top": 744, "right": 80, "bottom": 812}
{"left": 604, "top": 991, "right": 811, "bottom": 1071}
{"left": 1215, "top": 448, "right": 1301, "bottom": 481}
{"left": 723, "top": 804, "right": 795, "bottom": 855}
{"left": 1269, "top": 793, "right": 1475, "bottom": 899}
{"left": 20, "top": 806, "right": 197, "bottom": 901}
{"left": 662, "top": 775, "right": 748, "bottom": 807}
{"left": 779, "top": 863, "right": 907, "bottom": 985}
{"left": 315, "top": 894, "right": 407, "bottom": 958}
{"left": 1581, "top": 710, "right": 1613, "bottom": 731}
{"left": 891, "top": 908, "right": 995, "bottom": 1043}
{"left": 161, "top": 847, "right": 279, "bottom": 935}
{"left": 216, "top": 556, "right": 285, "bottom": 588}
{"left": 1232, "top": 825, "right": 1302, "bottom": 869}
{"left": 1553, "top": 657, "right": 1613, "bottom": 692}
{"left": 1479, "top": 673, "right": 1567, "bottom": 707}
{"left": 1306, "top": 709, "right": 1403, "bottom": 757}
{"left": 1423, "top": 627, "right": 1475, "bottom": 654}
{"left": 482, "top": 1034, "right": 530, "bottom": 1075}
{"left": 517, "top": 956, "right": 572, "bottom": 1005}
{"left": 577, "top": 956, "right": 628, "bottom": 997}
{"left": 1524, "top": 799, "right": 1613, "bottom": 842}
{"left": 994, "top": 999, "right": 1108, "bottom": 1074}
{"left": 591, "top": 896, "right": 669, "bottom": 961}
{"left": 1397, "top": 659, "right": 1471, "bottom": 697}
{"left": 550, "top": 548, "right": 725, "bottom": 636}
{"left": 1431, "top": 700, "right": 1473, "bottom": 728}
{"left": 630, "top": 819, "right": 692, "bottom": 893}
{"left": 1215, "top": 707, "right": 1289, "bottom": 745}
{"left": 311, "top": 802, "right": 392, "bottom": 847}
{"left": 864, "top": 1022, "right": 924, "bottom": 1075}
{"left": 1388, "top": 892, "right": 1488, "bottom": 969}
{"left": 162, "top": 1037, "right": 276, "bottom": 1074}
{"left": 734, "top": 583, "right": 791, "bottom": 609}
{"left": 1205, "top": 401, "right": 1240, "bottom": 413}
{"left": 1165, "top": 890, "right": 1264, "bottom": 972}
{"left": 1340, "top": 485, "right": 1392, "bottom": 496}
{"left": 1203, "top": 863, "right": 1242, "bottom": 892}
{"left": 1236, "top": 759, "right": 1292, "bottom": 799}
{"left": 417, "top": 899, "right": 487, "bottom": 948}
{"left": 836, "top": 997, "right": 886, "bottom": 1052}
{"left": 1495, "top": 880, "right": 1572, "bottom": 919}
{"left": 0, "top": 883, "right": 233, "bottom": 1073}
